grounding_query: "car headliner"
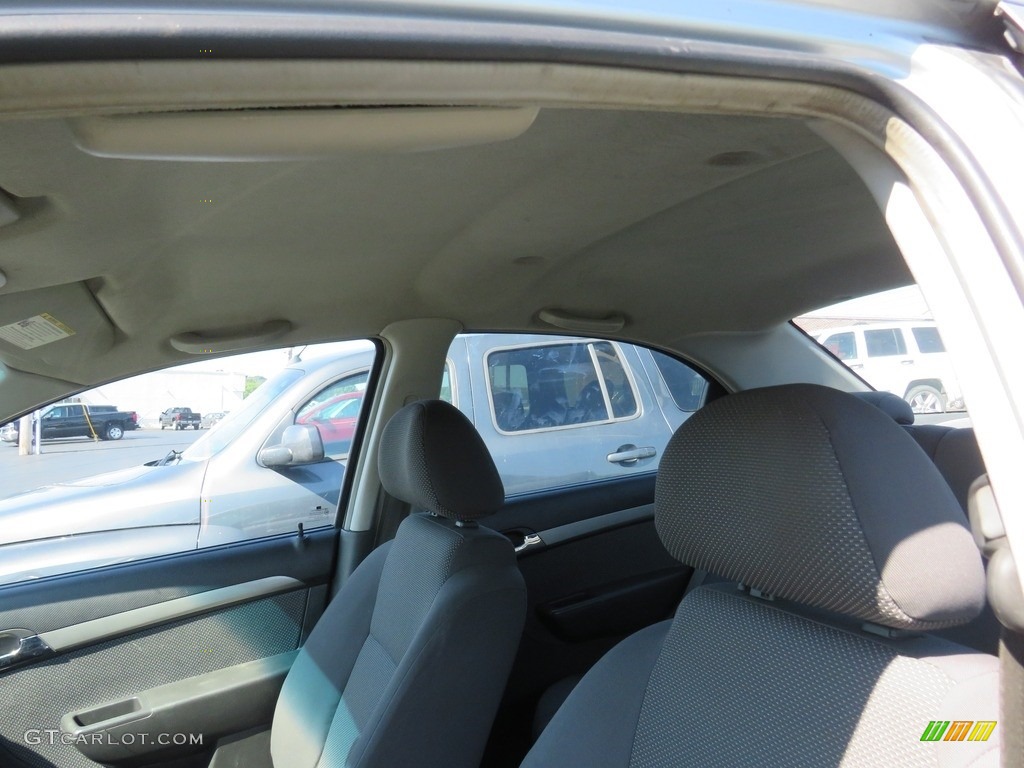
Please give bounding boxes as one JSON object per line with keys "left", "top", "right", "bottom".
{"left": 0, "top": 53, "right": 916, "bottom": 417}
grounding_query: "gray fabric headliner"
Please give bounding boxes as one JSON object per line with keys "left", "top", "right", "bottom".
{"left": 0, "top": 103, "right": 907, "bottom": 407}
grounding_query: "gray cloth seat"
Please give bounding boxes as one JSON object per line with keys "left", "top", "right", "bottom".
{"left": 853, "top": 389, "right": 916, "bottom": 425}
{"left": 851, "top": 391, "right": 986, "bottom": 512}
{"left": 905, "top": 423, "right": 987, "bottom": 513}
{"left": 903, "top": 423, "right": 999, "bottom": 653}
{"left": 272, "top": 400, "right": 526, "bottom": 768}
{"left": 522, "top": 384, "right": 999, "bottom": 767}
{"left": 852, "top": 392, "right": 998, "bottom": 652}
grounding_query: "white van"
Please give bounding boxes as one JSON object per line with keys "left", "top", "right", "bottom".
{"left": 815, "top": 322, "right": 963, "bottom": 413}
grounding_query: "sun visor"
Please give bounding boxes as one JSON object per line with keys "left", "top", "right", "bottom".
{"left": 0, "top": 282, "right": 115, "bottom": 380}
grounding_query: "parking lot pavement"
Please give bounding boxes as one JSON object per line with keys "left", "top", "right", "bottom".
{"left": 0, "top": 429, "right": 203, "bottom": 500}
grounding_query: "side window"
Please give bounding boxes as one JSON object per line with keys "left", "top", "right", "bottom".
{"left": 486, "top": 341, "right": 639, "bottom": 433}
{"left": 821, "top": 331, "right": 857, "bottom": 361}
{"left": 864, "top": 328, "right": 907, "bottom": 357}
{"left": 912, "top": 326, "right": 945, "bottom": 354}
{"left": 0, "top": 340, "right": 377, "bottom": 585}
{"left": 451, "top": 334, "right": 711, "bottom": 497}
{"left": 649, "top": 350, "right": 708, "bottom": 412}
{"left": 440, "top": 362, "right": 455, "bottom": 405}
{"left": 294, "top": 371, "right": 369, "bottom": 459}
{"left": 797, "top": 287, "right": 966, "bottom": 416}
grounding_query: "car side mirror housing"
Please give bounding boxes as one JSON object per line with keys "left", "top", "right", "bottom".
{"left": 259, "top": 424, "right": 326, "bottom": 468}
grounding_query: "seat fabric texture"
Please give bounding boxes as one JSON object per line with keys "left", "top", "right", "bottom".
{"left": 272, "top": 400, "right": 526, "bottom": 768}
{"left": 522, "top": 384, "right": 999, "bottom": 768}
{"left": 853, "top": 392, "right": 998, "bottom": 652}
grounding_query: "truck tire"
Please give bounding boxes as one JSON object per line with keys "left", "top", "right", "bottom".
{"left": 104, "top": 423, "right": 124, "bottom": 441}
{"left": 905, "top": 384, "right": 945, "bottom": 414}
{"left": 160, "top": 423, "right": 166, "bottom": 430}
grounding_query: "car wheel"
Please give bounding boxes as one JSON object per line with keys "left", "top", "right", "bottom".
{"left": 160, "top": 423, "right": 165, "bottom": 430}
{"left": 105, "top": 423, "right": 124, "bottom": 441}
{"left": 906, "top": 385, "right": 945, "bottom": 414}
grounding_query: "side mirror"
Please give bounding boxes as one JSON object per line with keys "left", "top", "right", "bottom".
{"left": 258, "top": 424, "right": 326, "bottom": 468}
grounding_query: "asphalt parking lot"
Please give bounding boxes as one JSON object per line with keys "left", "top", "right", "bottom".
{"left": 0, "top": 428, "right": 204, "bottom": 500}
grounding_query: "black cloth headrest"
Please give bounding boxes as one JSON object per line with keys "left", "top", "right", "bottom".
{"left": 379, "top": 400, "right": 504, "bottom": 522}
{"left": 655, "top": 384, "right": 984, "bottom": 630}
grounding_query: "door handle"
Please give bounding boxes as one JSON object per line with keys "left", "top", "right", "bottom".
{"left": 607, "top": 445, "right": 657, "bottom": 465}
{"left": 900, "top": 359, "right": 915, "bottom": 365}
{"left": 504, "top": 530, "right": 544, "bottom": 554}
{"left": 0, "top": 629, "right": 53, "bottom": 670}
{"left": 514, "top": 533, "right": 543, "bottom": 554}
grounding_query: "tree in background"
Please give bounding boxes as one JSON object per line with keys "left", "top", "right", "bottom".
{"left": 243, "top": 376, "right": 266, "bottom": 399}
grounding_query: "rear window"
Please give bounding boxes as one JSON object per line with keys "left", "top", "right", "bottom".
{"left": 912, "top": 326, "right": 945, "bottom": 353}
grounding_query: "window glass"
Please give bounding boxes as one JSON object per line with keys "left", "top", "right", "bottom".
{"left": 182, "top": 369, "right": 304, "bottom": 462}
{"left": 864, "top": 328, "right": 907, "bottom": 357}
{"left": 649, "top": 350, "right": 708, "bottom": 412}
{"left": 795, "top": 286, "right": 966, "bottom": 416}
{"left": 294, "top": 372, "right": 369, "bottom": 459}
{"left": 446, "top": 335, "right": 709, "bottom": 497}
{"left": 912, "top": 326, "right": 945, "bottom": 354}
{"left": 440, "top": 364, "right": 455, "bottom": 405}
{"left": 593, "top": 341, "right": 638, "bottom": 418}
{"left": 486, "top": 341, "right": 635, "bottom": 432}
{"left": 0, "top": 340, "right": 375, "bottom": 585}
{"left": 821, "top": 331, "right": 857, "bottom": 361}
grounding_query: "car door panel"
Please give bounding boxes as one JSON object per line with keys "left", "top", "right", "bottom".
{"left": 61, "top": 651, "right": 296, "bottom": 767}
{"left": 510, "top": 507, "right": 688, "bottom": 676}
{"left": 484, "top": 474, "right": 692, "bottom": 762}
{"left": 0, "top": 529, "right": 334, "bottom": 768}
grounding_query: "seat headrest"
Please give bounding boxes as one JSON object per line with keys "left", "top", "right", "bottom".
{"left": 378, "top": 400, "right": 504, "bottom": 522}
{"left": 853, "top": 390, "right": 915, "bottom": 425}
{"left": 655, "top": 384, "right": 985, "bottom": 630}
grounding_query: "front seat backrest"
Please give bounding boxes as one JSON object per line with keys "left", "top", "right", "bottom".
{"left": 273, "top": 400, "right": 526, "bottom": 768}
{"left": 523, "top": 384, "right": 998, "bottom": 767}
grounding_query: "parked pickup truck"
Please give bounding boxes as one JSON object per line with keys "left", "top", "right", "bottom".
{"left": 1, "top": 403, "right": 139, "bottom": 443}
{"left": 159, "top": 407, "right": 201, "bottom": 430}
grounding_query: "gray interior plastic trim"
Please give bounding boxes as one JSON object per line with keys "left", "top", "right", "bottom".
{"left": 39, "top": 575, "right": 303, "bottom": 652}
{"left": 533, "top": 504, "right": 654, "bottom": 550}
{"left": 60, "top": 651, "right": 297, "bottom": 764}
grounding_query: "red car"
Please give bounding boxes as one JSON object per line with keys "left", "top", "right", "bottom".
{"left": 295, "top": 391, "right": 364, "bottom": 453}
